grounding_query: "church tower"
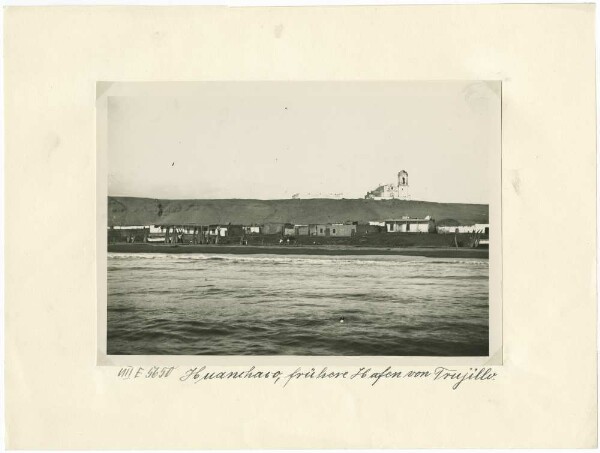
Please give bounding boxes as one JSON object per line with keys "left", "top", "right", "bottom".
{"left": 397, "top": 170, "right": 410, "bottom": 200}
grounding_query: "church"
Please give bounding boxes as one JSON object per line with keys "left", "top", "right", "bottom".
{"left": 365, "top": 170, "right": 410, "bottom": 200}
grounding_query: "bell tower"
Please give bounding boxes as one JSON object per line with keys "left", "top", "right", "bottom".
{"left": 397, "top": 170, "right": 410, "bottom": 200}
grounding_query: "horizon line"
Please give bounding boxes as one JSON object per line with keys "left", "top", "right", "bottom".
{"left": 107, "top": 195, "right": 489, "bottom": 205}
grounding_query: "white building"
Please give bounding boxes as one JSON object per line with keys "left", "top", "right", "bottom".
{"left": 208, "top": 226, "right": 228, "bottom": 237}
{"left": 112, "top": 225, "right": 146, "bottom": 230}
{"left": 437, "top": 223, "right": 489, "bottom": 234}
{"left": 243, "top": 225, "right": 261, "bottom": 234}
{"left": 385, "top": 216, "right": 435, "bottom": 233}
{"left": 149, "top": 225, "right": 164, "bottom": 234}
{"left": 365, "top": 170, "right": 410, "bottom": 200}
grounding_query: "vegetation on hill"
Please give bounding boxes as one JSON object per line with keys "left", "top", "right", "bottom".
{"left": 436, "top": 218, "right": 462, "bottom": 227}
{"left": 108, "top": 197, "right": 489, "bottom": 227}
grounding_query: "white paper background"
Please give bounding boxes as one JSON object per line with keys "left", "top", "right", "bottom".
{"left": 4, "top": 4, "right": 597, "bottom": 449}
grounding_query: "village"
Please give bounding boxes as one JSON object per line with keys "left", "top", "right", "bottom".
{"left": 107, "top": 170, "right": 489, "bottom": 249}
{"left": 108, "top": 217, "right": 489, "bottom": 249}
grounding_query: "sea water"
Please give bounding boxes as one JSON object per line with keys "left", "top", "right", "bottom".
{"left": 107, "top": 253, "right": 489, "bottom": 356}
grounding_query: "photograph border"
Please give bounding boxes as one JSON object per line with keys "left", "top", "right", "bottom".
{"left": 97, "top": 81, "right": 503, "bottom": 367}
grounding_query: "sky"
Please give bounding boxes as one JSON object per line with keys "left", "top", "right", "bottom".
{"left": 107, "top": 81, "right": 500, "bottom": 204}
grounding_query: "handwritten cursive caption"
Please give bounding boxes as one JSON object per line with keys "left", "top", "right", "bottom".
{"left": 116, "top": 366, "right": 497, "bottom": 390}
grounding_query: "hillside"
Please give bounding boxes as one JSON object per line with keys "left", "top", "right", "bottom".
{"left": 108, "top": 197, "right": 488, "bottom": 226}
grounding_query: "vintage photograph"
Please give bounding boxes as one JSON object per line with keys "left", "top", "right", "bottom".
{"left": 103, "top": 81, "right": 500, "bottom": 357}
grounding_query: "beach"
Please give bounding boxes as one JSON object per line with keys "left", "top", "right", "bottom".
{"left": 108, "top": 243, "right": 489, "bottom": 259}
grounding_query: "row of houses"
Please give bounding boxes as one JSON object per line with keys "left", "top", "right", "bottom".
{"left": 436, "top": 223, "right": 490, "bottom": 235}
{"left": 108, "top": 217, "right": 489, "bottom": 243}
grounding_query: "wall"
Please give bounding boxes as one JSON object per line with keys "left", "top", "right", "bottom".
{"left": 356, "top": 224, "right": 384, "bottom": 234}
{"left": 386, "top": 221, "right": 434, "bottom": 233}
{"left": 437, "top": 224, "right": 489, "bottom": 234}
{"left": 309, "top": 224, "right": 328, "bottom": 236}
{"left": 107, "top": 227, "right": 149, "bottom": 243}
{"left": 329, "top": 224, "right": 356, "bottom": 237}
{"left": 295, "top": 226, "right": 309, "bottom": 236}
{"left": 262, "top": 223, "right": 283, "bottom": 235}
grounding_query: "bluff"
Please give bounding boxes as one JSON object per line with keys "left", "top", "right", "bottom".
{"left": 108, "top": 197, "right": 488, "bottom": 226}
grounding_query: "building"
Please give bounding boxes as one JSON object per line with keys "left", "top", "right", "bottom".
{"left": 385, "top": 216, "right": 436, "bottom": 233}
{"left": 365, "top": 170, "right": 410, "bottom": 200}
{"left": 227, "top": 225, "right": 245, "bottom": 236}
{"left": 107, "top": 225, "right": 149, "bottom": 243}
{"left": 437, "top": 223, "right": 489, "bottom": 234}
{"left": 473, "top": 223, "right": 490, "bottom": 235}
{"left": 356, "top": 222, "right": 385, "bottom": 235}
{"left": 397, "top": 170, "right": 409, "bottom": 199}
{"left": 295, "top": 225, "right": 310, "bottom": 236}
{"left": 243, "top": 225, "right": 261, "bottom": 234}
{"left": 208, "top": 225, "right": 228, "bottom": 237}
{"left": 283, "top": 224, "right": 296, "bottom": 236}
{"left": 329, "top": 223, "right": 357, "bottom": 237}
{"left": 305, "top": 223, "right": 357, "bottom": 237}
{"left": 149, "top": 225, "right": 164, "bottom": 234}
{"left": 163, "top": 225, "right": 203, "bottom": 243}
{"left": 262, "top": 223, "right": 284, "bottom": 235}
{"left": 111, "top": 225, "right": 146, "bottom": 231}
{"left": 146, "top": 225, "right": 167, "bottom": 243}
{"left": 309, "top": 224, "right": 329, "bottom": 236}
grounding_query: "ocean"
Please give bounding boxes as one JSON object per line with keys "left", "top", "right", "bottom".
{"left": 107, "top": 252, "right": 489, "bottom": 356}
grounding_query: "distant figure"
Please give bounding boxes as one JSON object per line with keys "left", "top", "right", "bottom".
{"left": 339, "top": 316, "right": 345, "bottom": 324}
{"left": 279, "top": 238, "right": 283, "bottom": 245}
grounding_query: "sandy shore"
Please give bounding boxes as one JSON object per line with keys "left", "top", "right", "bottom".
{"left": 108, "top": 243, "right": 489, "bottom": 259}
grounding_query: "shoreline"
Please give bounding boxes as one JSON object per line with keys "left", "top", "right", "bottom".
{"left": 108, "top": 243, "right": 489, "bottom": 259}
